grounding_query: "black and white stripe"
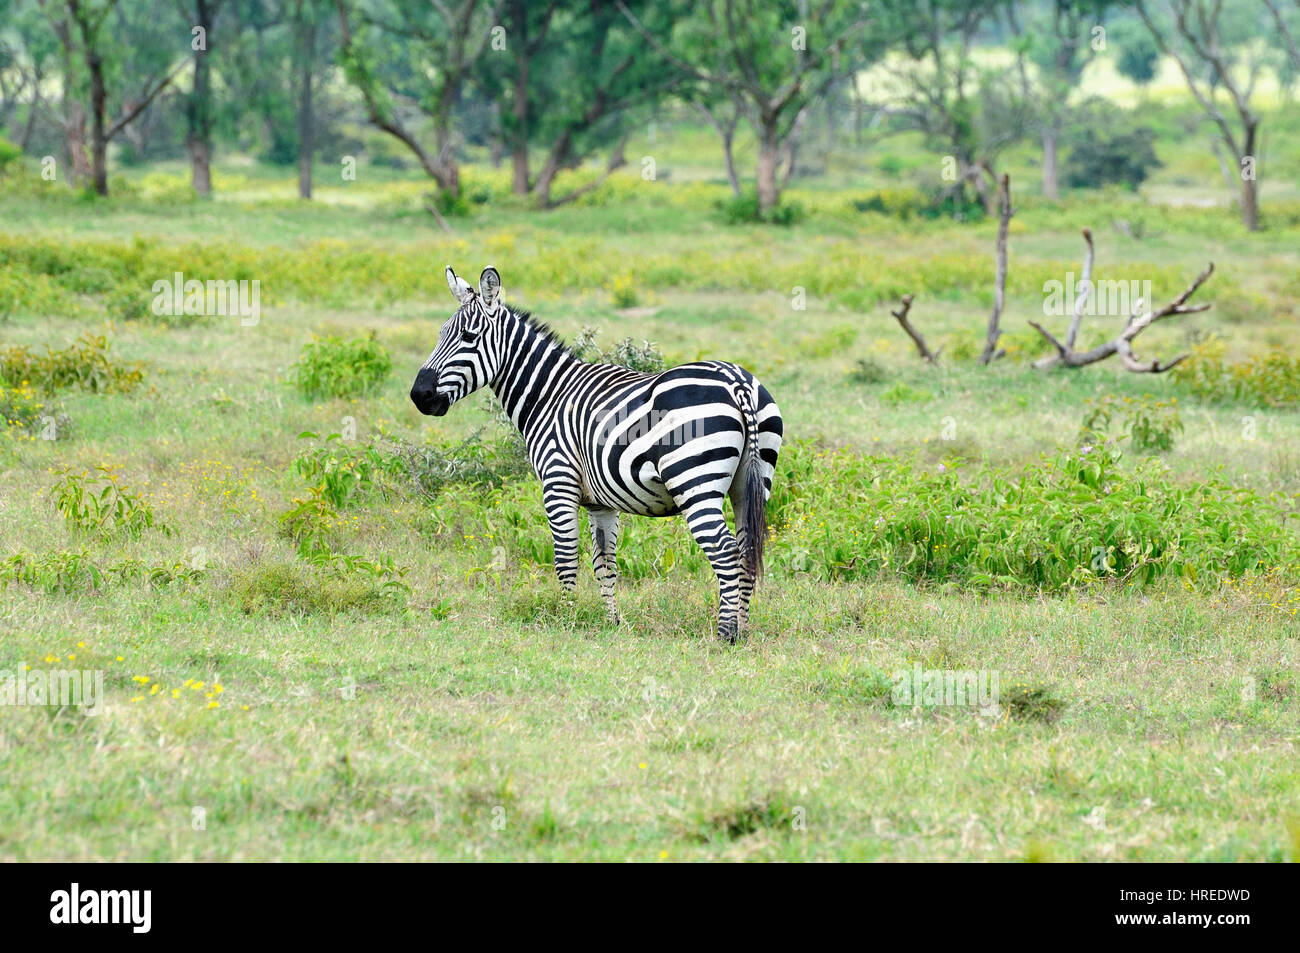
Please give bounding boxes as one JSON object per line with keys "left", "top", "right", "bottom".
{"left": 410, "top": 266, "right": 783, "bottom": 642}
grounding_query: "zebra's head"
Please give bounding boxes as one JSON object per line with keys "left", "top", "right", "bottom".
{"left": 410, "top": 265, "right": 504, "bottom": 417}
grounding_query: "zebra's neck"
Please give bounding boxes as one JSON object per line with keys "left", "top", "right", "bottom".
{"left": 490, "top": 309, "right": 583, "bottom": 433}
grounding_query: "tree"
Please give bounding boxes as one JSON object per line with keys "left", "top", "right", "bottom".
{"left": 878, "top": 0, "right": 1022, "bottom": 214}
{"left": 336, "top": 0, "right": 498, "bottom": 198}
{"left": 1136, "top": 0, "right": 1266, "bottom": 230}
{"left": 622, "top": 0, "right": 870, "bottom": 215}
{"left": 181, "top": 0, "right": 225, "bottom": 196}
{"left": 37, "top": 0, "right": 181, "bottom": 194}
{"left": 1011, "top": 0, "right": 1110, "bottom": 200}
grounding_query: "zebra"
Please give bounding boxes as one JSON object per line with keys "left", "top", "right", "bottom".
{"left": 409, "top": 266, "right": 783, "bottom": 643}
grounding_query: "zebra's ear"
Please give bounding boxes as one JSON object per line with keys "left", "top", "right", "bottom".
{"left": 479, "top": 266, "right": 501, "bottom": 307}
{"left": 445, "top": 266, "right": 473, "bottom": 304}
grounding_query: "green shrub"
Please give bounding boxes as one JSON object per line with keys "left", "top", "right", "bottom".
{"left": 49, "top": 467, "right": 171, "bottom": 539}
{"left": 768, "top": 441, "right": 1300, "bottom": 590}
{"left": 292, "top": 431, "right": 396, "bottom": 508}
{"left": 569, "top": 325, "right": 666, "bottom": 373}
{"left": 716, "top": 190, "right": 805, "bottom": 226}
{"left": 850, "top": 357, "right": 888, "bottom": 384}
{"left": 1, "top": 381, "right": 71, "bottom": 440}
{"left": 228, "top": 559, "right": 406, "bottom": 616}
{"left": 292, "top": 333, "right": 391, "bottom": 399}
{"left": 1173, "top": 336, "right": 1300, "bottom": 407}
{"left": 0, "top": 333, "right": 144, "bottom": 394}
{"left": 1080, "top": 394, "right": 1183, "bottom": 453}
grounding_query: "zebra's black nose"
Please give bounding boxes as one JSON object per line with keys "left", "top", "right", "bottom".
{"left": 410, "top": 368, "right": 447, "bottom": 416}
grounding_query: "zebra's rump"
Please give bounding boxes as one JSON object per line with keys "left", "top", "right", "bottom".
{"left": 573, "top": 361, "right": 780, "bottom": 516}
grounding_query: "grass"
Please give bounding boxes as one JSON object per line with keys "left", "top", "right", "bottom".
{"left": 0, "top": 105, "right": 1298, "bottom": 860}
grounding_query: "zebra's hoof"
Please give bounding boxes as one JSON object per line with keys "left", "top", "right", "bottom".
{"left": 717, "top": 622, "right": 740, "bottom": 644}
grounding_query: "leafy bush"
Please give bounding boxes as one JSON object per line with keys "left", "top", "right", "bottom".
{"left": 608, "top": 273, "right": 639, "bottom": 308}
{"left": 1173, "top": 336, "right": 1300, "bottom": 407}
{"left": 716, "top": 190, "right": 805, "bottom": 226}
{"left": 0, "top": 333, "right": 144, "bottom": 394}
{"left": 292, "top": 431, "right": 396, "bottom": 508}
{"left": 849, "top": 357, "right": 888, "bottom": 384}
{"left": 768, "top": 442, "right": 1299, "bottom": 590}
{"left": 292, "top": 333, "right": 391, "bottom": 399}
{"left": 383, "top": 430, "right": 531, "bottom": 500}
{"left": 49, "top": 467, "right": 171, "bottom": 539}
{"left": 1064, "top": 124, "right": 1161, "bottom": 191}
{"left": 228, "top": 559, "right": 406, "bottom": 616}
{"left": 0, "top": 549, "right": 204, "bottom": 594}
{"left": 1, "top": 382, "right": 71, "bottom": 440}
{"left": 1080, "top": 394, "right": 1183, "bottom": 453}
{"left": 569, "top": 326, "right": 666, "bottom": 373}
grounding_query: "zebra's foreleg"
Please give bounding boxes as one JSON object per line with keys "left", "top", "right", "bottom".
{"left": 587, "top": 506, "right": 621, "bottom": 623}
{"left": 542, "top": 478, "right": 582, "bottom": 592}
{"left": 680, "top": 498, "right": 744, "bottom": 643}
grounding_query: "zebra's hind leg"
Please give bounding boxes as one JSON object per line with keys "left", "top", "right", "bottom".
{"left": 680, "top": 498, "right": 745, "bottom": 643}
{"left": 587, "top": 506, "right": 620, "bottom": 624}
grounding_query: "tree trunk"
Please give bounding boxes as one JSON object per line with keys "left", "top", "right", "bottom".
{"left": 756, "top": 123, "right": 780, "bottom": 214}
{"left": 296, "top": 7, "right": 316, "bottom": 201}
{"left": 88, "top": 50, "right": 108, "bottom": 196}
{"left": 1240, "top": 174, "right": 1259, "bottom": 231}
{"left": 64, "top": 105, "right": 92, "bottom": 184}
{"left": 721, "top": 126, "right": 741, "bottom": 197}
{"left": 434, "top": 120, "right": 459, "bottom": 196}
{"left": 187, "top": 0, "right": 215, "bottom": 198}
{"left": 511, "top": 51, "right": 530, "bottom": 192}
{"left": 1041, "top": 123, "right": 1060, "bottom": 201}
{"left": 187, "top": 138, "right": 212, "bottom": 196}
{"left": 1239, "top": 121, "right": 1259, "bottom": 231}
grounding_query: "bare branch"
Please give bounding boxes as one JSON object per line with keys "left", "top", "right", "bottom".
{"left": 889, "top": 294, "right": 940, "bottom": 365}
{"left": 980, "top": 173, "right": 1011, "bottom": 364}
{"left": 1031, "top": 229, "right": 1214, "bottom": 374}
{"left": 1064, "top": 227, "right": 1093, "bottom": 349}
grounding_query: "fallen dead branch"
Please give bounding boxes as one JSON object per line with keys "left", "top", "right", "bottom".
{"left": 1029, "top": 228, "right": 1213, "bottom": 373}
{"left": 890, "top": 294, "right": 941, "bottom": 364}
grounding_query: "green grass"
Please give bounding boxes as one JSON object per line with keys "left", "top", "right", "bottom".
{"left": 1, "top": 122, "right": 1298, "bottom": 860}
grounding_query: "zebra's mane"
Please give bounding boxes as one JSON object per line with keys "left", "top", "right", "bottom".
{"left": 506, "top": 305, "right": 585, "bottom": 361}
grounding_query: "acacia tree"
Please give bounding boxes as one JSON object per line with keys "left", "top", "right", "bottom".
{"left": 622, "top": 0, "right": 870, "bottom": 214}
{"left": 336, "top": 0, "right": 498, "bottom": 198}
{"left": 475, "top": 0, "right": 678, "bottom": 208}
{"left": 878, "top": 0, "right": 1023, "bottom": 215}
{"left": 1137, "top": 0, "right": 1266, "bottom": 229}
{"left": 180, "top": 0, "right": 225, "bottom": 196}
{"left": 1011, "top": 0, "right": 1110, "bottom": 200}
{"left": 0, "top": 0, "right": 58, "bottom": 150}
{"left": 37, "top": 0, "right": 180, "bottom": 194}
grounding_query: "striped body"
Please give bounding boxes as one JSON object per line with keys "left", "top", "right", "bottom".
{"left": 411, "top": 266, "right": 783, "bottom": 642}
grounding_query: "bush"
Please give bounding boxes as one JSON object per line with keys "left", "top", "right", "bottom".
{"left": 1080, "top": 394, "right": 1183, "bottom": 453}
{"left": 716, "top": 190, "right": 805, "bottom": 226}
{"left": 0, "top": 333, "right": 144, "bottom": 394}
{"left": 569, "top": 326, "right": 666, "bottom": 373}
{"left": 49, "top": 467, "right": 171, "bottom": 539}
{"left": 1173, "top": 336, "right": 1300, "bottom": 407}
{"left": 292, "top": 333, "right": 391, "bottom": 399}
{"left": 228, "top": 559, "right": 406, "bottom": 616}
{"left": 1064, "top": 125, "right": 1161, "bottom": 191}
{"left": 768, "top": 441, "right": 1300, "bottom": 590}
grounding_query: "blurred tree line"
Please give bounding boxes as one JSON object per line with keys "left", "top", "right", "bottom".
{"left": 0, "top": 0, "right": 1295, "bottom": 228}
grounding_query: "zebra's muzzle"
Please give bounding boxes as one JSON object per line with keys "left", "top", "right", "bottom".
{"left": 410, "top": 369, "right": 450, "bottom": 416}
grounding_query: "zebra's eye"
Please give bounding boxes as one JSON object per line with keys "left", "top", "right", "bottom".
{"left": 460, "top": 330, "right": 478, "bottom": 344}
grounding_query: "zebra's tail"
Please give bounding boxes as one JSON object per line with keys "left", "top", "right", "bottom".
{"left": 735, "top": 381, "right": 766, "bottom": 584}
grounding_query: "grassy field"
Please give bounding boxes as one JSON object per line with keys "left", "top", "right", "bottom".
{"left": 2, "top": 105, "right": 1299, "bottom": 860}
